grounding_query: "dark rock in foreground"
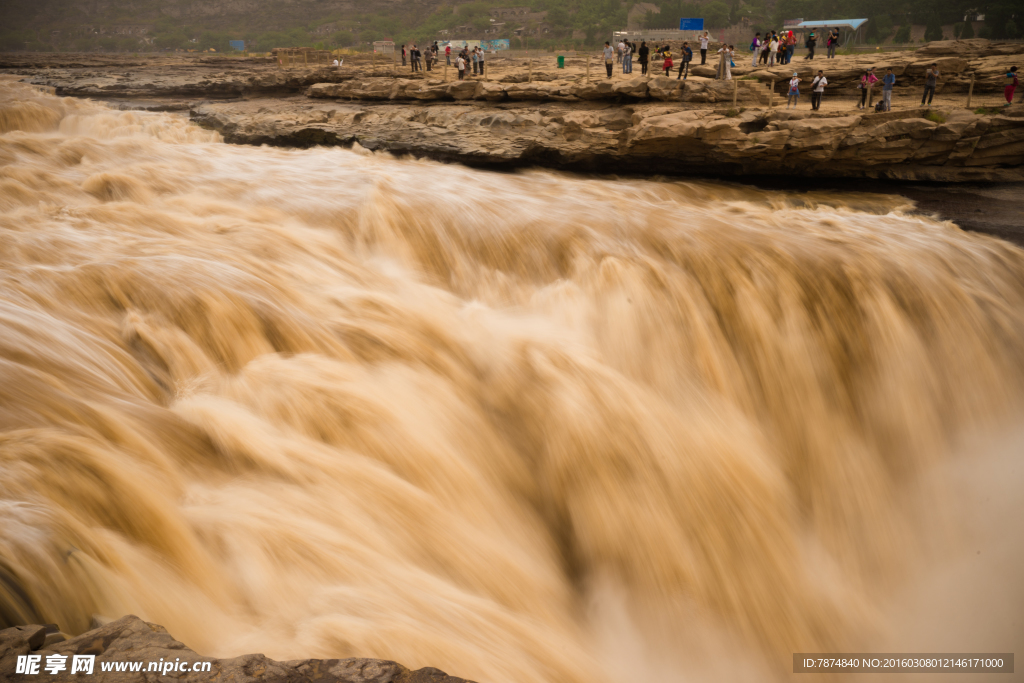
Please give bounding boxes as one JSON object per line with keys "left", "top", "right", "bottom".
{"left": 0, "top": 616, "right": 475, "bottom": 683}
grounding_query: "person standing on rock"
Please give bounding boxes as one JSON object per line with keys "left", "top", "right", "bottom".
{"left": 882, "top": 67, "right": 895, "bottom": 111}
{"left": 638, "top": 41, "right": 650, "bottom": 76}
{"left": 785, "top": 31, "right": 797, "bottom": 64}
{"left": 401, "top": 45, "right": 407, "bottom": 67}
{"left": 456, "top": 53, "right": 466, "bottom": 80}
{"left": 622, "top": 41, "right": 632, "bottom": 74}
{"left": 678, "top": 42, "right": 693, "bottom": 79}
{"left": 787, "top": 72, "right": 801, "bottom": 108}
{"left": 617, "top": 39, "right": 625, "bottom": 65}
{"left": 1006, "top": 66, "right": 1019, "bottom": 105}
{"left": 805, "top": 33, "right": 816, "bottom": 60}
{"left": 922, "top": 63, "right": 939, "bottom": 105}
{"left": 662, "top": 49, "right": 674, "bottom": 77}
{"left": 859, "top": 68, "right": 879, "bottom": 108}
{"left": 700, "top": 32, "right": 709, "bottom": 65}
{"left": 604, "top": 42, "right": 615, "bottom": 78}
{"left": 717, "top": 44, "right": 732, "bottom": 80}
{"left": 769, "top": 34, "right": 780, "bottom": 67}
{"left": 827, "top": 27, "right": 840, "bottom": 58}
{"left": 811, "top": 70, "right": 827, "bottom": 110}
{"left": 410, "top": 45, "right": 419, "bottom": 72}
{"left": 445, "top": 44, "right": 451, "bottom": 66}
{"left": 477, "top": 47, "right": 486, "bottom": 77}
{"left": 750, "top": 33, "right": 761, "bottom": 68}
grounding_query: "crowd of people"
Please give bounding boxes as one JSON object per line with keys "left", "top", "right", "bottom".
{"left": 386, "top": 38, "right": 1019, "bottom": 110}
{"left": 399, "top": 42, "right": 487, "bottom": 78}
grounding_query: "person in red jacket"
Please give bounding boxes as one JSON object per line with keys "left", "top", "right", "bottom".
{"left": 1007, "top": 66, "right": 1019, "bottom": 105}
{"left": 662, "top": 49, "right": 673, "bottom": 77}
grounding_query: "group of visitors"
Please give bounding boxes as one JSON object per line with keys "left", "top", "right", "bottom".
{"left": 402, "top": 43, "right": 440, "bottom": 72}
{"left": 456, "top": 46, "right": 487, "bottom": 79}
{"left": 750, "top": 31, "right": 796, "bottom": 67}
{"left": 401, "top": 43, "right": 486, "bottom": 79}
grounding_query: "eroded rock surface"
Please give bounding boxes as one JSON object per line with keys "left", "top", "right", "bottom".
{"left": 0, "top": 616, "right": 475, "bottom": 683}
{"left": 192, "top": 97, "right": 1024, "bottom": 182}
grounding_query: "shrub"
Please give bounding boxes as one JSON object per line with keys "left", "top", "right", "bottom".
{"left": 978, "top": 26, "right": 993, "bottom": 39}
{"left": 924, "top": 15, "right": 944, "bottom": 42}
{"left": 924, "top": 110, "right": 946, "bottom": 123}
{"left": 893, "top": 25, "right": 912, "bottom": 43}
{"left": 961, "top": 20, "right": 975, "bottom": 39}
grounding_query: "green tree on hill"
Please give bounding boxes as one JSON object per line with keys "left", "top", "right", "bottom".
{"left": 893, "top": 25, "right": 912, "bottom": 43}
{"left": 959, "top": 19, "right": 975, "bottom": 38}
{"left": 924, "top": 14, "right": 944, "bottom": 41}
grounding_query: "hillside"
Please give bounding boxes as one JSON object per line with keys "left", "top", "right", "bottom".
{"left": 1, "top": 0, "right": 1019, "bottom": 52}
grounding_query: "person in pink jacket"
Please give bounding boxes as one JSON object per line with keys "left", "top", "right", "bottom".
{"left": 858, "top": 67, "right": 879, "bottom": 109}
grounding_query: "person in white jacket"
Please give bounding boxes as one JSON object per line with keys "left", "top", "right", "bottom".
{"left": 750, "top": 33, "right": 761, "bottom": 67}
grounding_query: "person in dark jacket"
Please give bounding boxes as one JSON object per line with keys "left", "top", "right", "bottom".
{"left": 677, "top": 42, "right": 693, "bottom": 79}
{"left": 804, "top": 33, "right": 816, "bottom": 60}
{"left": 638, "top": 41, "right": 649, "bottom": 75}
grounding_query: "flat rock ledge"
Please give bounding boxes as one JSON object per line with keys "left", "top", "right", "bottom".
{"left": 0, "top": 616, "right": 475, "bottom": 683}
{"left": 192, "top": 99, "right": 1024, "bottom": 183}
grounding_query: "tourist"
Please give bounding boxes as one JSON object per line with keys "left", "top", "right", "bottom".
{"left": 805, "top": 33, "right": 816, "bottom": 60}
{"left": 1006, "top": 66, "right": 1019, "bottom": 105}
{"left": 882, "top": 67, "right": 895, "bottom": 111}
{"left": 638, "top": 41, "right": 650, "bottom": 76}
{"left": 760, "top": 35, "right": 771, "bottom": 65}
{"left": 827, "top": 27, "right": 839, "bottom": 58}
{"left": 811, "top": 70, "right": 827, "bottom": 110}
{"left": 617, "top": 39, "right": 626, "bottom": 64}
{"left": 456, "top": 53, "right": 466, "bottom": 80}
{"left": 663, "top": 49, "right": 674, "bottom": 77}
{"left": 751, "top": 33, "right": 761, "bottom": 67}
{"left": 471, "top": 47, "right": 479, "bottom": 75}
{"left": 623, "top": 41, "right": 633, "bottom": 74}
{"left": 769, "top": 33, "right": 779, "bottom": 67}
{"left": 782, "top": 31, "right": 793, "bottom": 64}
{"left": 787, "top": 71, "right": 801, "bottom": 108}
{"left": 678, "top": 41, "right": 693, "bottom": 79}
{"left": 717, "top": 44, "right": 732, "bottom": 80}
{"left": 445, "top": 44, "right": 451, "bottom": 65}
{"left": 858, "top": 67, "right": 879, "bottom": 108}
{"left": 922, "top": 63, "right": 939, "bottom": 105}
{"left": 477, "top": 47, "right": 485, "bottom": 77}
{"left": 700, "top": 32, "right": 709, "bottom": 64}
{"left": 401, "top": 45, "right": 407, "bottom": 67}
{"left": 411, "top": 45, "right": 420, "bottom": 72}
{"left": 604, "top": 42, "right": 614, "bottom": 78}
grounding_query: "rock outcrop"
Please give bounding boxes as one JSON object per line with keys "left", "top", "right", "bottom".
{"left": 0, "top": 616, "right": 475, "bottom": 683}
{"left": 192, "top": 97, "right": 1024, "bottom": 182}
{"left": 307, "top": 76, "right": 771, "bottom": 105}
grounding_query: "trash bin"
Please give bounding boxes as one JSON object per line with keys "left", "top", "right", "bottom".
{"left": 557, "top": 55, "right": 565, "bottom": 69}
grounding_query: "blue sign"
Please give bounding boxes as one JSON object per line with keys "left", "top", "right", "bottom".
{"left": 679, "top": 18, "right": 704, "bottom": 31}
{"left": 229, "top": 40, "right": 245, "bottom": 51}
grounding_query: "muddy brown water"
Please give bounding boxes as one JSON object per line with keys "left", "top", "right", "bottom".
{"left": 1, "top": 76, "right": 1022, "bottom": 682}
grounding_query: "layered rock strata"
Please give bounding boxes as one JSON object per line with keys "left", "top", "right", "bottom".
{"left": 0, "top": 616, "right": 475, "bottom": 683}
{"left": 192, "top": 97, "right": 1024, "bottom": 182}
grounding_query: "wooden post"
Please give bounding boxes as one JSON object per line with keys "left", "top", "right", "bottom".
{"left": 529, "top": 57, "right": 533, "bottom": 82}
{"left": 586, "top": 53, "right": 591, "bottom": 83}
{"left": 304, "top": 50, "right": 308, "bottom": 66}
{"left": 372, "top": 50, "right": 376, "bottom": 69}
{"left": 392, "top": 49, "right": 396, "bottom": 75}
{"left": 444, "top": 60, "right": 448, "bottom": 82}
{"left": 966, "top": 74, "right": 975, "bottom": 108}
{"left": 769, "top": 79, "right": 775, "bottom": 108}
{"left": 733, "top": 78, "right": 738, "bottom": 108}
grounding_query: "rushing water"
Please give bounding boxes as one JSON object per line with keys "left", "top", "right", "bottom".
{"left": 1, "top": 76, "right": 1022, "bottom": 682}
